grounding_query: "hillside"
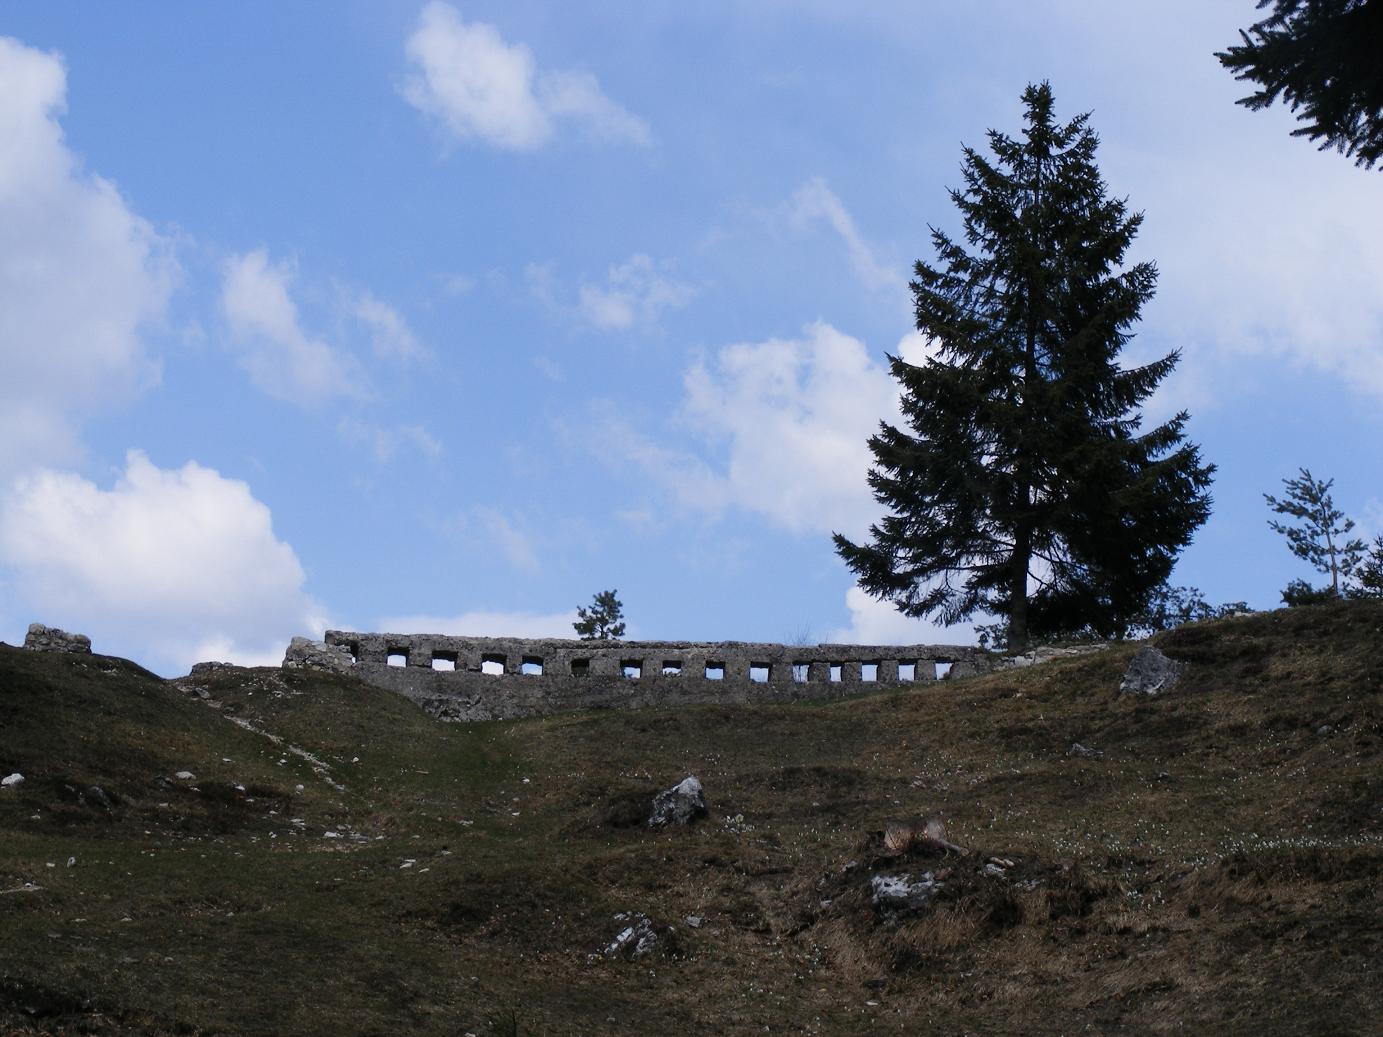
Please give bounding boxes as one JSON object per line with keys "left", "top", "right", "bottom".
{"left": 1, "top": 602, "right": 1380, "bottom": 1036}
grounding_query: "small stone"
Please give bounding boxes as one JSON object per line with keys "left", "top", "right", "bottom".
{"left": 174, "top": 771, "right": 195, "bottom": 781}
{"left": 648, "top": 776, "right": 707, "bottom": 827}
{"left": 1316, "top": 724, "right": 1334, "bottom": 736}
{"left": 1119, "top": 646, "right": 1186, "bottom": 696}
{"left": 1067, "top": 742, "right": 1103, "bottom": 759}
{"left": 1, "top": 773, "right": 23, "bottom": 788}
{"left": 684, "top": 915, "right": 703, "bottom": 928}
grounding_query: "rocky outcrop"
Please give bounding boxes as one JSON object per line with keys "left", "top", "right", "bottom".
{"left": 1119, "top": 646, "right": 1186, "bottom": 696}
{"left": 23, "top": 623, "right": 92, "bottom": 654}
{"left": 648, "top": 776, "right": 707, "bottom": 827}
{"left": 189, "top": 661, "right": 245, "bottom": 676}
{"left": 282, "top": 637, "right": 355, "bottom": 674}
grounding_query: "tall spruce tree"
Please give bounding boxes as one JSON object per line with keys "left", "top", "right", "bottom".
{"left": 834, "top": 83, "right": 1214, "bottom": 652}
{"left": 1217, "top": 0, "right": 1383, "bottom": 170}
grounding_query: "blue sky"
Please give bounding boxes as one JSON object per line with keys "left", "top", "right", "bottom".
{"left": 1, "top": 2, "right": 1380, "bottom": 674}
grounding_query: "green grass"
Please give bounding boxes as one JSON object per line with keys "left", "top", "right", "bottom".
{"left": 1, "top": 601, "right": 1380, "bottom": 1035}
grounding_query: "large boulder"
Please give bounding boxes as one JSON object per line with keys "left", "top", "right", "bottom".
{"left": 23, "top": 623, "right": 92, "bottom": 654}
{"left": 1119, "top": 646, "right": 1186, "bottom": 696}
{"left": 648, "top": 776, "right": 707, "bottom": 827}
{"left": 282, "top": 637, "right": 355, "bottom": 674}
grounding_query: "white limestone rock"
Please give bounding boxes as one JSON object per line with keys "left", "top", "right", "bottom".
{"left": 648, "top": 776, "right": 707, "bottom": 827}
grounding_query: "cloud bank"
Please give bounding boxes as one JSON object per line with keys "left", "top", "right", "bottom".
{"left": 0, "top": 452, "right": 324, "bottom": 674}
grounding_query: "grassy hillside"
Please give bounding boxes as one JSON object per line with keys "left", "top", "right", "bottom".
{"left": 1, "top": 602, "right": 1379, "bottom": 1035}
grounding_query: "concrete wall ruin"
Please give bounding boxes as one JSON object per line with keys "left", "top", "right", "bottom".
{"left": 314, "top": 630, "right": 994, "bottom": 721}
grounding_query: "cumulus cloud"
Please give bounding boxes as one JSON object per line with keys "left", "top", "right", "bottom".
{"left": 826, "top": 586, "right": 970, "bottom": 646}
{"left": 577, "top": 254, "right": 694, "bottom": 332}
{"left": 401, "top": 1, "right": 650, "bottom": 151}
{"left": 0, "top": 451, "right": 325, "bottom": 674}
{"left": 220, "top": 250, "right": 368, "bottom": 405}
{"left": 0, "top": 36, "right": 175, "bottom": 481}
{"left": 674, "top": 322, "right": 907, "bottom": 535}
{"left": 376, "top": 609, "right": 576, "bottom": 639}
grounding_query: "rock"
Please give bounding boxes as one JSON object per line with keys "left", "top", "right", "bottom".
{"left": 1119, "top": 646, "right": 1186, "bottom": 696}
{"left": 1, "top": 773, "right": 24, "bottom": 788}
{"left": 870, "top": 872, "right": 941, "bottom": 912}
{"left": 23, "top": 623, "right": 92, "bottom": 654}
{"left": 281, "top": 637, "right": 354, "bottom": 674}
{"left": 189, "top": 661, "right": 244, "bottom": 676}
{"left": 604, "top": 912, "right": 679, "bottom": 959}
{"left": 684, "top": 915, "right": 703, "bottom": 928}
{"left": 174, "top": 771, "right": 196, "bottom": 781}
{"left": 86, "top": 785, "right": 115, "bottom": 811}
{"left": 1067, "top": 742, "right": 1103, "bottom": 759}
{"left": 1316, "top": 724, "right": 1334, "bottom": 736}
{"left": 648, "top": 776, "right": 707, "bottom": 827}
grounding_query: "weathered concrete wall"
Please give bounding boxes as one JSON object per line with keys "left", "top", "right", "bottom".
{"left": 312, "top": 630, "right": 994, "bottom": 721}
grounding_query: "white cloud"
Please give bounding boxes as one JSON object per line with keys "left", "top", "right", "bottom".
{"left": 787, "top": 177, "right": 901, "bottom": 295}
{"left": 577, "top": 254, "right": 694, "bottom": 331}
{"left": 221, "top": 249, "right": 366, "bottom": 405}
{"left": 0, "top": 37, "right": 175, "bottom": 481}
{"left": 402, "top": 1, "right": 650, "bottom": 151}
{"left": 826, "top": 586, "right": 971, "bottom": 646}
{"left": 670, "top": 322, "right": 906, "bottom": 535}
{"left": 376, "top": 609, "right": 576, "bottom": 639}
{"left": 354, "top": 291, "right": 426, "bottom": 362}
{"left": 0, "top": 451, "right": 325, "bottom": 674}
{"left": 337, "top": 418, "right": 442, "bottom": 462}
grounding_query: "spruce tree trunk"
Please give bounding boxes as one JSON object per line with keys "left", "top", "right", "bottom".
{"left": 1009, "top": 523, "right": 1031, "bottom": 653}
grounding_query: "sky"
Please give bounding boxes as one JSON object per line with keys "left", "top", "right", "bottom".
{"left": 0, "top": 2, "right": 1380, "bottom": 676}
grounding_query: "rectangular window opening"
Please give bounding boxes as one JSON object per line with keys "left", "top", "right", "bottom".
{"left": 661, "top": 660, "right": 682, "bottom": 676}
{"left": 749, "top": 663, "right": 771, "bottom": 683}
{"left": 621, "top": 659, "right": 643, "bottom": 679}
{"left": 829, "top": 663, "right": 843, "bottom": 683}
{"left": 387, "top": 648, "right": 408, "bottom": 668}
{"left": 705, "top": 662, "right": 725, "bottom": 680}
{"left": 481, "top": 653, "right": 506, "bottom": 676}
{"left": 521, "top": 656, "right": 543, "bottom": 676}
{"left": 431, "top": 651, "right": 457, "bottom": 672}
{"left": 792, "top": 662, "right": 810, "bottom": 683}
{"left": 570, "top": 658, "right": 590, "bottom": 677}
{"left": 935, "top": 661, "right": 954, "bottom": 680}
{"left": 861, "top": 662, "right": 880, "bottom": 682}
{"left": 898, "top": 661, "right": 917, "bottom": 682}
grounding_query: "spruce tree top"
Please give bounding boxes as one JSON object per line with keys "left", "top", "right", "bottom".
{"left": 834, "top": 83, "right": 1214, "bottom": 649}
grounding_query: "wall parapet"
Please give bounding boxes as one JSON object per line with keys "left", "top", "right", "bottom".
{"left": 307, "top": 630, "right": 994, "bottom": 721}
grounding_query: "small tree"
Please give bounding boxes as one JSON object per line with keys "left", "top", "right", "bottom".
{"left": 1216, "top": 0, "right": 1383, "bottom": 169}
{"left": 573, "top": 589, "right": 626, "bottom": 640}
{"left": 1350, "top": 535, "right": 1383, "bottom": 599}
{"left": 1264, "top": 468, "right": 1365, "bottom": 597}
